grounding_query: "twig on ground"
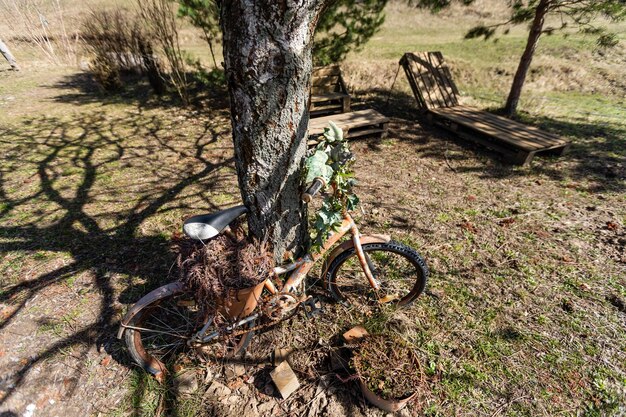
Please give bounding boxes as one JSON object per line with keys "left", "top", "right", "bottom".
{"left": 490, "top": 395, "right": 529, "bottom": 417}
{"left": 444, "top": 150, "right": 458, "bottom": 173}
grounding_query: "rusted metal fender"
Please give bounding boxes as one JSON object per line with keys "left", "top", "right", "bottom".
{"left": 321, "top": 234, "right": 391, "bottom": 286}
{"left": 117, "top": 281, "right": 185, "bottom": 339}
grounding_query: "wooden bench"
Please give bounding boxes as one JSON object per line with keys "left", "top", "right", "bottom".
{"left": 310, "top": 65, "right": 351, "bottom": 117}
{"left": 400, "top": 51, "right": 571, "bottom": 165}
{"left": 308, "top": 109, "right": 389, "bottom": 145}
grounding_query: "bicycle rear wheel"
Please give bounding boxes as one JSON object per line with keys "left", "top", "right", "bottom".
{"left": 325, "top": 241, "right": 428, "bottom": 309}
{"left": 124, "top": 287, "right": 255, "bottom": 378}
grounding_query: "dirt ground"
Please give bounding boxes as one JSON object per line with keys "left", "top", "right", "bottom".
{"left": 1, "top": 54, "right": 625, "bottom": 417}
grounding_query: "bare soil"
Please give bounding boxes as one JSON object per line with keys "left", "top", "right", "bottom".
{"left": 1, "top": 55, "right": 625, "bottom": 417}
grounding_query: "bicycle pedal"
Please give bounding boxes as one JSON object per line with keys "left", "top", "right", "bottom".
{"left": 303, "top": 297, "right": 324, "bottom": 319}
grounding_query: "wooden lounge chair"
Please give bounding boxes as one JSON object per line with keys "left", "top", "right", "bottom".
{"left": 400, "top": 51, "right": 571, "bottom": 165}
{"left": 310, "top": 65, "right": 351, "bottom": 117}
{"left": 308, "top": 109, "right": 389, "bottom": 145}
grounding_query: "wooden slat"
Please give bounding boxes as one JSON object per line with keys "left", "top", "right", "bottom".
{"left": 311, "top": 104, "right": 342, "bottom": 113}
{"left": 312, "top": 65, "right": 341, "bottom": 77}
{"left": 431, "top": 107, "right": 567, "bottom": 151}
{"left": 311, "top": 75, "right": 340, "bottom": 87}
{"left": 310, "top": 92, "right": 349, "bottom": 103}
{"left": 420, "top": 52, "right": 448, "bottom": 108}
{"left": 312, "top": 85, "right": 339, "bottom": 95}
{"left": 401, "top": 52, "right": 459, "bottom": 110}
{"left": 411, "top": 57, "right": 442, "bottom": 109}
{"left": 456, "top": 106, "right": 565, "bottom": 143}
{"left": 308, "top": 109, "right": 389, "bottom": 136}
{"left": 435, "top": 106, "right": 567, "bottom": 148}
{"left": 310, "top": 65, "right": 351, "bottom": 114}
{"left": 431, "top": 108, "right": 545, "bottom": 151}
{"left": 435, "top": 106, "right": 554, "bottom": 147}
{"left": 431, "top": 51, "right": 459, "bottom": 107}
{"left": 400, "top": 56, "right": 427, "bottom": 110}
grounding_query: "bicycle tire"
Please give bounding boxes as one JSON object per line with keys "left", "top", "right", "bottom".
{"left": 325, "top": 241, "right": 428, "bottom": 308}
{"left": 124, "top": 287, "right": 255, "bottom": 377}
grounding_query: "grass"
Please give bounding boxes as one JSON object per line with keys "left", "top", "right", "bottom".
{"left": 0, "top": 1, "right": 625, "bottom": 416}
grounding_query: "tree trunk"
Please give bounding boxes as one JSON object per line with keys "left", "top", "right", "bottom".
{"left": 220, "top": 1, "right": 325, "bottom": 261}
{"left": 504, "top": 0, "right": 551, "bottom": 117}
{"left": 0, "top": 38, "right": 19, "bottom": 70}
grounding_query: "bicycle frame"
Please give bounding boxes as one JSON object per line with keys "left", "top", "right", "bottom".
{"left": 272, "top": 211, "right": 379, "bottom": 294}
{"left": 193, "top": 211, "right": 389, "bottom": 344}
{"left": 118, "top": 211, "right": 391, "bottom": 344}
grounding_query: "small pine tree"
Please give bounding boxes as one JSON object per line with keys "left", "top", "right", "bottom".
{"left": 177, "top": 0, "right": 220, "bottom": 68}
{"left": 465, "top": 0, "right": 626, "bottom": 116}
{"left": 313, "top": 0, "right": 388, "bottom": 66}
{"left": 176, "top": 0, "right": 388, "bottom": 68}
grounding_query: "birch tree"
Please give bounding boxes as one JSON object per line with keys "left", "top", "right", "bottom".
{"left": 0, "top": 38, "right": 19, "bottom": 70}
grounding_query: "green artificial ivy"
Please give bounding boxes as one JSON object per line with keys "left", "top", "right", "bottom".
{"left": 304, "top": 122, "right": 359, "bottom": 252}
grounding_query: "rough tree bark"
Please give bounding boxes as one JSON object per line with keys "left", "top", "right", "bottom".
{"left": 220, "top": 1, "right": 327, "bottom": 261}
{"left": 504, "top": 0, "right": 551, "bottom": 116}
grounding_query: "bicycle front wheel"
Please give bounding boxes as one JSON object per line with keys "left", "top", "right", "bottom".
{"left": 325, "top": 241, "right": 428, "bottom": 308}
{"left": 124, "top": 288, "right": 255, "bottom": 378}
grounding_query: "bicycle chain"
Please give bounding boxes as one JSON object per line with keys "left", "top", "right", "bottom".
{"left": 212, "top": 292, "right": 306, "bottom": 341}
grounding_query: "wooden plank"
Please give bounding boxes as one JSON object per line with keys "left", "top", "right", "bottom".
{"left": 337, "top": 73, "right": 349, "bottom": 96}
{"left": 431, "top": 114, "right": 545, "bottom": 166}
{"left": 431, "top": 107, "right": 547, "bottom": 151}
{"left": 400, "top": 57, "right": 428, "bottom": 110}
{"left": 411, "top": 57, "right": 442, "bottom": 109}
{"left": 312, "top": 65, "right": 341, "bottom": 77}
{"left": 308, "top": 126, "right": 387, "bottom": 145}
{"left": 310, "top": 65, "right": 351, "bottom": 114}
{"left": 403, "top": 52, "right": 459, "bottom": 109}
{"left": 347, "top": 126, "right": 387, "bottom": 138}
{"left": 431, "top": 51, "right": 459, "bottom": 106}
{"left": 311, "top": 92, "right": 350, "bottom": 103}
{"left": 511, "top": 150, "right": 537, "bottom": 166}
{"left": 308, "top": 109, "right": 389, "bottom": 136}
{"left": 434, "top": 115, "right": 568, "bottom": 166}
{"left": 433, "top": 106, "right": 566, "bottom": 150}
{"left": 312, "top": 85, "right": 337, "bottom": 95}
{"left": 422, "top": 52, "right": 449, "bottom": 108}
{"left": 440, "top": 121, "right": 522, "bottom": 158}
{"left": 342, "top": 94, "right": 351, "bottom": 113}
{"left": 431, "top": 109, "right": 570, "bottom": 163}
{"left": 435, "top": 106, "right": 567, "bottom": 149}
{"left": 311, "top": 75, "right": 340, "bottom": 87}
{"left": 458, "top": 106, "right": 565, "bottom": 143}
{"left": 449, "top": 105, "right": 560, "bottom": 142}
{"left": 310, "top": 103, "right": 342, "bottom": 112}
{"left": 437, "top": 107, "right": 555, "bottom": 147}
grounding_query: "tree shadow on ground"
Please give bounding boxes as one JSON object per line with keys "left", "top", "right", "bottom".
{"left": 355, "top": 88, "right": 625, "bottom": 193}
{"left": 47, "top": 71, "right": 230, "bottom": 111}
{"left": 0, "top": 109, "right": 235, "bottom": 414}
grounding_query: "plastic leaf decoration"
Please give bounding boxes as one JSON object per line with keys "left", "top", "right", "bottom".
{"left": 304, "top": 122, "right": 360, "bottom": 252}
{"left": 305, "top": 150, "right": 334, "bottom": 184}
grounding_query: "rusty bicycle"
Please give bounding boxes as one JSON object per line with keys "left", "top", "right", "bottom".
{"left": 118, "top": 177, "right": 428, "bottom": 380}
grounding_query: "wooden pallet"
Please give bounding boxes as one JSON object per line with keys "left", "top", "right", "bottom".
{"left": 400, "top": 51, "right": 459, "bottom": 111}
{"left": 400, "top": 51, "right": 571, "bottom": 165}
{"left": 310, "top": 65, "right": 351, "bottom": 117}
{"left": 308, "top": 109, "right": 389, "bottom": 144}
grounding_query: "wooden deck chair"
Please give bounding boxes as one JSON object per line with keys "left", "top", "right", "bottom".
{"left": 310, "top": 65, "right": 352, "bottom": 117}
{"left": 400, "top": 52, "right": 571, "bottom": 165}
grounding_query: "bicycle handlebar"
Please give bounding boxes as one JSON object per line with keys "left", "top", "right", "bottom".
{"left": 302, "top": 177, "right": 326, "bottom": 203}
